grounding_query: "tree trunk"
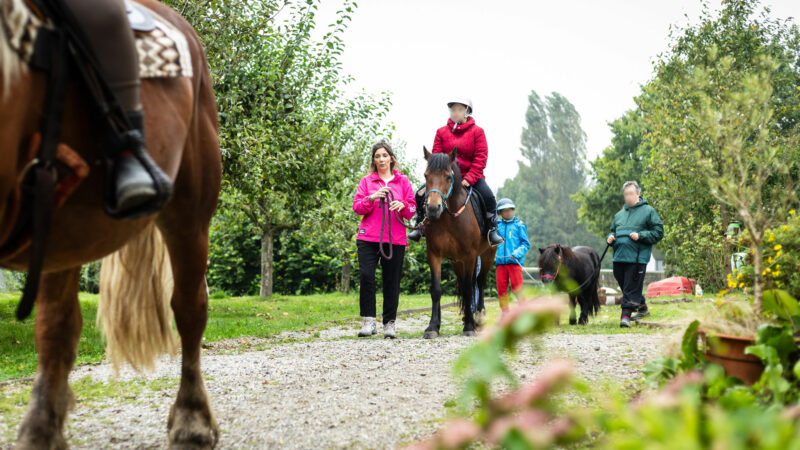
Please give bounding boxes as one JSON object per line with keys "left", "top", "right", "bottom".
{"left": 340, "top": 257, "right": 352, "bottom": 294}
{"left": 720, "top": 203, "right": 732, "bottom": 278}
{"left": 260, "top": 229, "right": 274, "bottom": 298}
{"left": 752, "top": 245, "right": 763, "bottom": 314}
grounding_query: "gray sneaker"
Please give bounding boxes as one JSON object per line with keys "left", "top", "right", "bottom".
{"left": 620, "top": 316, "right": 632, "bottom": 328}
{"left": 358, "top": 317, "right": 377, "bottom": 337}
{"left": 632, "top": 308, "right": 651, "bottom": 321}
{"left": 384, "top": 320, "right": 397, "bottom": 339}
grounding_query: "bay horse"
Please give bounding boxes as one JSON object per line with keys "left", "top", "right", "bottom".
{"left": 422, "top": 147, "right": 496, "bottom": 338}
{"left": 537, "top": 244, "right": 601, "bottom": 325}
{"left": 1, "top": 0, "right": 221, "bottom": 447}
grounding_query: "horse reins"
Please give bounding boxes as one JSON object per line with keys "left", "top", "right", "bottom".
{"left": 377, "top": 189, "right": 417, "bottom": 260}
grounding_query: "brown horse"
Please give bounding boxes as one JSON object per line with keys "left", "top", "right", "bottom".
{"left": 1, "top": 0, "right": 221, "bottom": 448}
{"left": 422, "top": 147, "right": 496, "bottom": 338}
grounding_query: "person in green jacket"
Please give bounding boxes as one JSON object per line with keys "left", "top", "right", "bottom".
{"left": 607, "top": 181, "right": 664, "bottom": 328}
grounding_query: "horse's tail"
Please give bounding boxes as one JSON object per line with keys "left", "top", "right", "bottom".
{"left": 97, "top": 222, "right": 176, "bottom": 371}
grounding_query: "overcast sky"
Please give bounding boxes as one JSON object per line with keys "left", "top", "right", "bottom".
{"left": 314, "top": 1, "right": 799, "bottom": 190}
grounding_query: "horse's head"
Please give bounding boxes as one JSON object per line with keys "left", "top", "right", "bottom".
{"left": 422, "top": 146, "right": 459, "bottom": 220}
{"left": 537, "top": 244, "right": 573, "bottom": 284}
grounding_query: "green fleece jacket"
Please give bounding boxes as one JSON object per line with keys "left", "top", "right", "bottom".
{"left": 608, "top": 198, "right": 663, "bottom": 265}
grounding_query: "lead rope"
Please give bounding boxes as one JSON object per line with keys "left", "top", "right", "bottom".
{"left": 378, "top": 193, "right": 393, "bottom": 260}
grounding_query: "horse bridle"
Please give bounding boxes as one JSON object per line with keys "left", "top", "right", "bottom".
{"left": 424, "top": 170, "right": 455, "bottom": 212}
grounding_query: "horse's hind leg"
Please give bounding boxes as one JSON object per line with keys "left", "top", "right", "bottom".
{"left": 578, "top": 294, "right": 590, "bottom": 325}
{"left": 158, "top": 217, "right": 219, "bottom": 449}
{"left": 569, "top": 296, "right": 577, "bottom": 325}
{"left": 460, "top": 264, "right": 478, "bottom": 337}
{"left": 16, "top": 268, "right": 81, "bottom": 450}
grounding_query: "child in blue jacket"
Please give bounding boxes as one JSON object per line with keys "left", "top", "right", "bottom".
{"left": 495, "top": 198, "right": 530, "bottom": 316}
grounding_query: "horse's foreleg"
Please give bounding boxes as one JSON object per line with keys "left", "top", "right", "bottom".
{"left": 424, "top": 253, "right": 443, "bottom": 339}
{"left": 16, "top": 268, "right": 82, "bottom": 450}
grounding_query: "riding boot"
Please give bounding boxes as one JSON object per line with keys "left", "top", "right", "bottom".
{"left": 110, "top": 112, "right": 173, "bottom": 218}
{"left": 408, "top": 189, "right": 426, "bottom": 242}
{"left": 488, "top": 211, "right": 504, "bottom": 246}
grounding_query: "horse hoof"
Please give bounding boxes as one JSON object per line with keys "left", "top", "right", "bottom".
{"left": 462, "top": 330, "right": 477, "bottom": 337}
{"left": 423, "top": 331, "right": 439, "bottom": 339}
{"left": 569, "top": 319, "right": 577, "bottom": 325}
{"left": 168, "top": 404, "right": 219, "bottom": 450}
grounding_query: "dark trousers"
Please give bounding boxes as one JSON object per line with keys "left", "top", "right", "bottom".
{"left": 357, "top": 240, "right": 405, "bottom": 324}
{"left": 613, "top": 262, "right": 647, "bottom": 317}
{"left": 414, "top": 178, "right": 497, "bottom": 226}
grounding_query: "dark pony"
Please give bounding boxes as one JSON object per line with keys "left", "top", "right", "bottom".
{"left": 537, "top": 244, "right": 601, "bottom": 324}
{"left": 421, "top": 146, "right": 496, "bottom": 337}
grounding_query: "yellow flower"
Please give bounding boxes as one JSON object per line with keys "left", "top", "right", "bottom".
{"left": 790, "top": 209, "right": 796, "bottom": 215}
{"left": 774, "top": 244, "right": 782, "bottom": 251}
{"left": 736, "top": 271, "right": 743, "bottom": 280}
{"left": 782, "top": 226, "right": 789, "bottom": 231}
{"left": 768, "top": 234, "right": 775, "bottom": 243}
{"left": 768, "top": 257, "right": 774, "bottom": 264}
{"left": 776, "top": 250, "right": 783, "bottom": 258}
{"left": 776, "top": 264, "right": 781, "bottom": 270}
{"left": 728, "top": 280, "right": 737, "bottom": 288}
{"left": 762, "top": 269, "right": 768, "bottom": 276}
{"left": 738, "top": 282, "right": 745, "bottom": 288}
{"left": 773, "top": 271, "right": 781, "bottom": 277}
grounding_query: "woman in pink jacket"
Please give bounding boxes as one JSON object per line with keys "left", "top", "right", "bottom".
{"left": 352, "top": 141, "right": 416, "bottom": 338}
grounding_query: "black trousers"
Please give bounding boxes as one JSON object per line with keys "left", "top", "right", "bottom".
{"left": 613, "top": 262, "right": 647, "bottom": 317}
{"left": 414, "top": 178, "right": 497, "bottom": 225}
{"left": 357, "top": 240, "right": 405, "bottom": 324}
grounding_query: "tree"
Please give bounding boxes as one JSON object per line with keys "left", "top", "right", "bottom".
{"left": 166, "top": 0, "right": 392, "bottom": 297}
{"left": 573, "top": 110, "right": 648, "bottom": 238}
{"left": 498, "top": 91, "right": 603, "bottom": 261}
{"left": 690, "top": 54, "right": 796, "bottom": 310}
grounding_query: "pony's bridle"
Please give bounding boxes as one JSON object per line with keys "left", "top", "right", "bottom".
{"left": 424, "top": 170, "right": 455, "bottom": 212}
{"left": 541, "top": 265, "right": 560, "bottom": 282}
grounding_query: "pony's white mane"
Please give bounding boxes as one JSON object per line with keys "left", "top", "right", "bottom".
{"left": 0, "top": 0, "right": 28, "bottom": 96}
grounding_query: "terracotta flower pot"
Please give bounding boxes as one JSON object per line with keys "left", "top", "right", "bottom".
{"left": 699, "top": 332, "right": 764, "bottom": 385}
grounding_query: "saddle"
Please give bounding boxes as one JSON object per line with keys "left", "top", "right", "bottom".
{"left": 0, "top": 0, "right": 193, "bottom": 319}
{"left": 467, "top": 187, "right": 490, "bottom": 242}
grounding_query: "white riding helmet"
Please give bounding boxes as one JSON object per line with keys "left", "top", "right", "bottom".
{"left": 447, "top": 97, "right": 473, "bottom": 113}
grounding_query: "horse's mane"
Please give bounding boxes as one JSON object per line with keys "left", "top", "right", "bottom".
{"left": 0, "top": 0, "right": 28, "bottom": 96}
{"left": 426, "top": 151, "right": 463, "bottom": 191}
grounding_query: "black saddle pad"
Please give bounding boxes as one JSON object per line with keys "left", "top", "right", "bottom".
{"left": 468, "top": 188, "right": 489, "bottom": 239}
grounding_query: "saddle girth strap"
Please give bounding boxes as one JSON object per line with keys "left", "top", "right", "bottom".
{"left": 16, "top": 27, "right": 68, "bottom": 321}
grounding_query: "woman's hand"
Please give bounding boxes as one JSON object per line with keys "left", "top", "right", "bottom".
{"left": 630, "top": 232, "right": 639, "bottom": 241}
{"left": 461, "top": 179, "right": 470, "bottom": 187}
{"left": 369, "top": 187, "right": 391, "bottom": 201}
{"left": 389, "top": 201, "right": 405, "bottom": 212}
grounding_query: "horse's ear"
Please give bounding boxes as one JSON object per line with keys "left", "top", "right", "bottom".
{"left": 449, "top": 147, "right": 458, "bottom": 162}
{"left": 423, "top": 146, "right": 431, "bottom": 161}
{"left": 538, "top": 247, "right": 546, "bottom": 254}
{"left": 554, "top": 245, "right": 562, "bottom": 254}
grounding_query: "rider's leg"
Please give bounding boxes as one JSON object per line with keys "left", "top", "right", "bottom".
{"left": 407, "top": 185, "right": 426, "bottom": 242}
{"left": 471, "top": 178, "right": 503, "bottom": 245}
{"left": 62, "top": 0, "right": 169, "bottom": 217}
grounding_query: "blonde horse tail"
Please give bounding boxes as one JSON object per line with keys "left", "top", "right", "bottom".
{"left": 97, "top": 222, "right": 176, "bottom": 371}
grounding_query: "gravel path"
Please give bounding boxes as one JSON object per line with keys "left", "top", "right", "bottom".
{"left": 1, "top": 310, "right": 666, "bottom": 449}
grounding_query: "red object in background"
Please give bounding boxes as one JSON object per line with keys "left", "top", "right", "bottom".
{"left": 646, "top": 276, "right": 697, "bottom": 298}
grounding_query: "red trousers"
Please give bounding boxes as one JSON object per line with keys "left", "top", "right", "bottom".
{"left": 496, "top": 264, "right": 523, "bottom": 310}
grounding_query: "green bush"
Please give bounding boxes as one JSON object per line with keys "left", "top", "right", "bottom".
{"left": 733, "top": 210, "right": 800, "bottom": 298}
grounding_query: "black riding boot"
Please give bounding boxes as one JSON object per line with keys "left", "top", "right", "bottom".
{"left": 408, "top": 188, "right": 426, "bottom": 242}
{"left": 488, "top": 212, "right": 504, "bottom": 246}
{"left": 111, "top": 112, "right": 172, "bottom": 217}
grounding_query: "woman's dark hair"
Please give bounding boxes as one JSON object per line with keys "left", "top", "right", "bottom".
{"left": 370, "top": 141, "right": 398, "bottom": 173}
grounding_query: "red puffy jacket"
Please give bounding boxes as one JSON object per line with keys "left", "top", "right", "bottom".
{"left": 431, "top": 116, "right": 488, "bottom": 186}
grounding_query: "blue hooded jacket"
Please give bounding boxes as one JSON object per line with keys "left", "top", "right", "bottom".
{"left": 495, "top": 217, "right": 530, "bottom": 266}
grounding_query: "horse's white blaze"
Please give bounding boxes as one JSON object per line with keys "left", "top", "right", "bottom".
{"left": 0, "top": 0, "right": 27, "bottom": 96}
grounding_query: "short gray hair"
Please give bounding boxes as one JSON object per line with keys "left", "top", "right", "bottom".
{"left": 622, "top": 181, "right": 641, "bottom": 194}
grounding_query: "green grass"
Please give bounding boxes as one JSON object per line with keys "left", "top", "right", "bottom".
{"left": 0, "top": 292, "right": 444, "bottom": 382}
